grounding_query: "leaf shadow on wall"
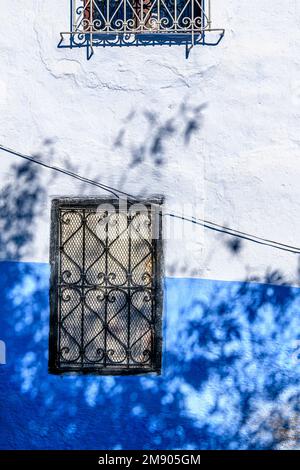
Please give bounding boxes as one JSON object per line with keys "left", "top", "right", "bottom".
{"left": 0, "top": 125, "right": 299, "bottom": 450}
{"left": 0, "top": 160, "right": 45, "bottom": 261}
{"left": 111, "top": 102, "right": 206, "bottom": 195}
{"left": 0, "top": 258, "right": 299, "bottom": 450}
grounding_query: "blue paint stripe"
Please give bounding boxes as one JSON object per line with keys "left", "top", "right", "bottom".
{"left": 0, "top": 261, "right": 299, "bottom": 450}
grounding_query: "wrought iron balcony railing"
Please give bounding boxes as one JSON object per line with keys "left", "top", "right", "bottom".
{"left": 59, "top": 0, "right": 224, "bottom": 56}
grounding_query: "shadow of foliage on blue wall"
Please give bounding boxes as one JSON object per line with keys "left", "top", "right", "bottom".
{"left": 0, "top": 138, "right": 299, "bottom": 450}
{"left": 0, "top": 261, "right": 299, "bottom": 450}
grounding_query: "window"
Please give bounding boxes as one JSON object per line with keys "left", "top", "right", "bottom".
{"left": 59, "top": 1, "right": 224, "bottom": 56}
{"left": 49, "top": 198, "right": 163, "bottom": 375}
{"left": 81, "top": 0, "right": 205, "bottom": 34}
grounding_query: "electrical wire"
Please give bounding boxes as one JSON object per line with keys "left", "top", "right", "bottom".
{"left": 1, "top": 143, "right": 300, "bottom": 254}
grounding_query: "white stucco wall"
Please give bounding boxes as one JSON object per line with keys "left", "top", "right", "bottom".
{"left": 0, "top": 0, "right": 300, "bottom": 285}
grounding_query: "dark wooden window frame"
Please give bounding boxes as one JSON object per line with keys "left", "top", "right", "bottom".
{"left": 49, "top": 197, "right": 164, "bottom": 376}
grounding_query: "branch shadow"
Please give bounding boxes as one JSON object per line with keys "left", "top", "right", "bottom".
{"left": 0, "top": 159, "right": 45, "bottom": 261}
{"left": 0, "top": 261, "right": 299, "bottom": 449}
{"left": 0, "top": 106, "right": 299, "bottom": 450}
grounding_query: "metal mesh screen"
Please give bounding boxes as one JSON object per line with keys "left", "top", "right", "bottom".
{"left": 81, "top": 0, "right": 205, "bottom": 33}
{"left": 49, "top": 199, "right": 162, "bottom": 374}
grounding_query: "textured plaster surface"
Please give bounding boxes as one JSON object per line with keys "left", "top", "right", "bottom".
{"left": 0, "top": 0, "right": 300, "bottom": 451}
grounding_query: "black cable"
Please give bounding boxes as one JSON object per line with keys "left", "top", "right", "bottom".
{"left": 0, "top": 144, "right": 133, "bottom": 200}
{"left": 1, "top": 143, "right": 300, "bottom": 254}
{"left": 164, "top": 213, "right": 300, "bottom": 254}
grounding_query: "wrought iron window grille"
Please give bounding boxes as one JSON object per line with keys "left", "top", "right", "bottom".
{"left": 49, "top": 197, "right": 164, "bottom": 375}
{"left": 59, "top": 0, "right": 224, "bottom": 58}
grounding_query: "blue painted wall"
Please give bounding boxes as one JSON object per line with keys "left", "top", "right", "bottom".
{"left": 0, "top": 261, "right": 299, "bottom": 450}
